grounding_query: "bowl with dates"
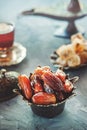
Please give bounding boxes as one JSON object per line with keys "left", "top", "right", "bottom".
{"left": 14, "top": 66, "right": 78, "bottom": 118}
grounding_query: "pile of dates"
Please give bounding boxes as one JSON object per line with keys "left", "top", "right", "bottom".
{"left": 18, "top": 66, "right": 76, "bottom": 105}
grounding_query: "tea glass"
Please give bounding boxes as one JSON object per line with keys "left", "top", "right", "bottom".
{"left": 0, "top": 22, "right": 14, "bottom": 61}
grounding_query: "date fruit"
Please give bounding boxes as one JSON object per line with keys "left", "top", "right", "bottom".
{"left": 42, "top": 71, "right": 64, "bottom": 92}
{"left": 32, "top": 92, "right": 56, "bottom": 105}
{"left": 18, "top": 75, "right": 32, "bottom": 100}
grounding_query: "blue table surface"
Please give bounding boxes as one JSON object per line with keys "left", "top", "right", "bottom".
{"left": 0, "top": 0, "right": 87, "bottom": 130}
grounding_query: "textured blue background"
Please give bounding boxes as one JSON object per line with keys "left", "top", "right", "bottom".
{"left": 0, "top": 0, "right": 87, "bottom": 130}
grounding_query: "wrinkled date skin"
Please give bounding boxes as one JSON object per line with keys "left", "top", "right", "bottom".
{"left": 18, "top": 75, "right": 32, "bottom": 100}
{"left": 55, "top": 69, "right": 66, "bottom": 82}
{"left": 33, "top": 82, "right": 43, "bottom": 93}
{"left": 30, "top": 75, "right": 43, "bottom": 93}
{"left": 41, "top": 71, "right": 64, "bottom": 92}
{"left": 64, "top": 79, "right": 73, "bottom": 93}
{"left": 32, "top": 92, "right": 56, "bottom": 105}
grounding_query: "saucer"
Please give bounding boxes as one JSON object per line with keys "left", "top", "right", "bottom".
{"left": 50, "top": 51, "right": 87, "bottom": 70}
{"left": 0, "top": 42, "right": 26, "bottom": 66}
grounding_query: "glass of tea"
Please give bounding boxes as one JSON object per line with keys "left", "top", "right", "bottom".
{"left": 0, "top": 22, "right": 14, "bottom": 61}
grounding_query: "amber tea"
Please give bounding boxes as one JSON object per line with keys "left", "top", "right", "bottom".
{"left": 0, "top": 22, "right": 14, "bottom": 60}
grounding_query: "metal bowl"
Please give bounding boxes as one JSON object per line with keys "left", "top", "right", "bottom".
{"left": 14, "top": 89, "right": 76, "bottom": 118}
